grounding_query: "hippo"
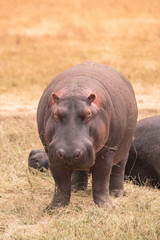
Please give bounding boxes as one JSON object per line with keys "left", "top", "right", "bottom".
{"left": 28, "top": 149, "right": 49, "bottom": 172}
{"left": 35, "top": 61, "right": 137, "bottom": 208}
{"left": 125, "top": 116, "right": 160, "bottom": 188}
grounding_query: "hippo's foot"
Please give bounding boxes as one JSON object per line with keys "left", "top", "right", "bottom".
{"left": 47, "top": 199, "right": 69, "bottom": 209}
{"left": 48, "top": 191, "right": 70, "bottom": 209}
{"left": 93, "top": 194, "right": 114, "bottom": 208}
{"left": 109, "top": 188, "right": 126, "bottom": 197}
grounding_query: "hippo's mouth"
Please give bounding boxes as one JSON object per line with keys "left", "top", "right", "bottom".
{"left": 74, "top": 168, "right": 90, "bottom": 171}
{"left": 61, "top": 162, "right": 92, "bottom": 171}
{"left": 49, "top": 157, "right": 94, "bottom": 171}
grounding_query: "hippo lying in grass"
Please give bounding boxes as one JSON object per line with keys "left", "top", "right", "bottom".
{"left": 29, "top": 116, "right": 160, "bottom": 193}
{"left": 125, "top": 115, "right": 160, "bottom": 188}
{"left": 29, "top": 62, "right": 138, "bottom": 208}
{"left": 28, "top": 149, "right": 49, "bottom": 172}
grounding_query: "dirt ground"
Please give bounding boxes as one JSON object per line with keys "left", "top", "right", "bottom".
{"left": 0, "top": 94, "right": 38, "bottom": 118}
{"left": 0, "top": 88, "right": 160, "bottom": 119}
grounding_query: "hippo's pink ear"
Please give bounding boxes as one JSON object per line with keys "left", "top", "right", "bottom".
{"left": 88, "top": 94, "right": 96, "bottom": 103}
{"left": 52, "top": 93, "right": 59, "bottom": 104}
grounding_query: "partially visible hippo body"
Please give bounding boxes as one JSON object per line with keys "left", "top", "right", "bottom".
{"left": 125, "top": 116, "right": 160, "bottom": 188}
{"left": 34, "top": 62, "right": 137, "bottom": 208}
{"left": 28, "top": 149, "right": 49, "bottom": 172}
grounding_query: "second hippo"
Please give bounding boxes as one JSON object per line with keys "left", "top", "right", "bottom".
{"left": 125, "top": 115, "right": 160, "bottom": 187}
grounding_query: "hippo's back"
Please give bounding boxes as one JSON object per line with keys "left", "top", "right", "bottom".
{"left": 126, "top": 116, "right": 160, "bottom": 186}
{"left": 38, "top": 62, "right": 137, "bottom": 125}
{"left": 134, "top": 116, "right": 160, "bottom": 175}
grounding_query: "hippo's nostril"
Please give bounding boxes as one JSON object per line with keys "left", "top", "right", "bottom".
{"left": 57, "top": 149, "right": 65, "bottom": 159}
{"left": 75, "top": 150, "right": 81, "bottom": 159}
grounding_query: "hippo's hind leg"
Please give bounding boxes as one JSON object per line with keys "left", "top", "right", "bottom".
{"left": 71, "top": 170, "right": 89, "bottom": 192}
{"left": 109, "top": 158, "right": 127, "bottom": 197}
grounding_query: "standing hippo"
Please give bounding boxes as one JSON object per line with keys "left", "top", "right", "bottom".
{"left": 125, "top": 115, "right": 160, "bottom": 187}
{"left": 36, "top": 61, "right": 138, "bottom": 208}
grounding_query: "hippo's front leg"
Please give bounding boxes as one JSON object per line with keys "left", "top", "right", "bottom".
{"left": 91, "top": 151, "right": 115, "bottom": 207}
{"left": 109, "top": 158, "right": 127, "bottom": 197}
{"left": 49, "top": 168, "right": 72, "bottom": 208}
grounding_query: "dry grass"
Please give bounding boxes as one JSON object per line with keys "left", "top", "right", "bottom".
{"left": 0, "top": 0, "right": 160, "bottom": 239}
{"left": 0, "top": 117, "right": 160, "bottom": 240}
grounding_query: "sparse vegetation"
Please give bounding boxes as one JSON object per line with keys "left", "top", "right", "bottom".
{"left": 0, "top": 0, "right": 160, "bottom": 239}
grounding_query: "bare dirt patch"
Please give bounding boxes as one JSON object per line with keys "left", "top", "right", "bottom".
{"left": 0, "top": 94, "right": 38, "bottom": 118}
{"left": 135, "top": 92, "right": 160, "bottom": 119}
{"left": 0, "top": 88, "right": 160, "bottom": 119}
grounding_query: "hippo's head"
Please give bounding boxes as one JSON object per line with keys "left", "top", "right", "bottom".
{"left": 28, "top": 149, "right": 49, "bottom": 171}
{"left": 45, "top": 92, "right": 110, "bottom": 170}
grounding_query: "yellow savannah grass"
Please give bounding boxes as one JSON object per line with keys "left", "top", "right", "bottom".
{"left": 0, "top": 117, "right": 159, "bottom": 239}
{"left": 0, "top": 0, "right": 160, "bottom": 239}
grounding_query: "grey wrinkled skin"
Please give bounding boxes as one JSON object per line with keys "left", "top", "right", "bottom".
{"left": 28, "top": 149, "right": 49, "bottom": 172}
{"left": 34, "top": 61, "right": 137, "bottom": 208}
{"left": 125, "top": 116, "right": 160, "bottom": 188}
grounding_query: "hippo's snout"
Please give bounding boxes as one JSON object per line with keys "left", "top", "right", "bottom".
{"left": 49, "top": 139, "right": 95, "bottom": 170}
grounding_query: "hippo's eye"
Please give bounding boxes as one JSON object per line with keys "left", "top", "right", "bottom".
{"left": 83, "top": 109, "right": 92, "bottom": 121}
{"left": 54, "top": 109, "right": 67, "bottom": 123}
